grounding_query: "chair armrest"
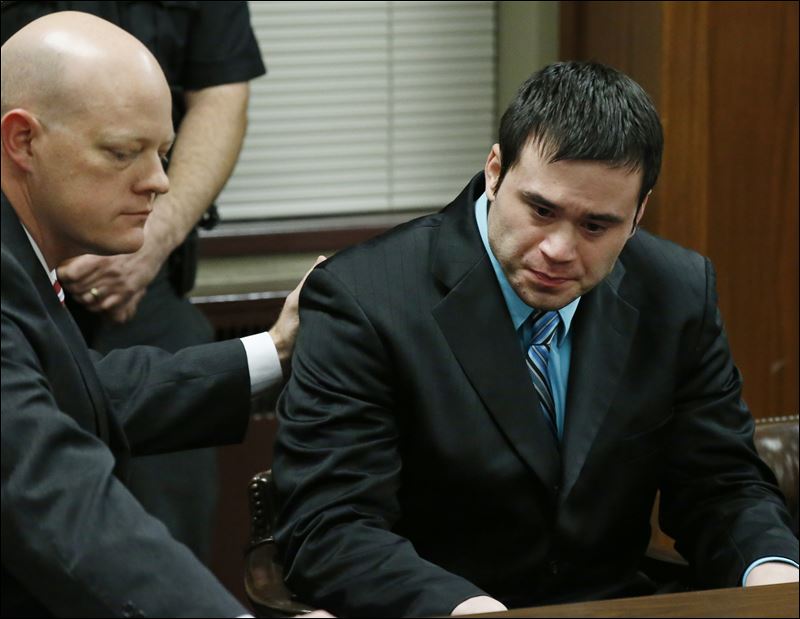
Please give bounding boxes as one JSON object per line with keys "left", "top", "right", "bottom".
{"left": 245, "top": 470, "right": 315, "bottom": 617}
{"left": 245, "top": 541, "right": 315, "bottom": 617}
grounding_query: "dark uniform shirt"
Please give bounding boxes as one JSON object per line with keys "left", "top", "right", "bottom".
{"left": 1, "top": 0, "right": 267, "bottom": 296}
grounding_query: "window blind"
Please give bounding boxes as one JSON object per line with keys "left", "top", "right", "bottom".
{"left": 216, "top": 1, "right": 496, "bottom": 220}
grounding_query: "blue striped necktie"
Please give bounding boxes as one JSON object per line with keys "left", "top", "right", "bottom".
{"left": 525, "top": 310, "right": 560, "bottom": 433}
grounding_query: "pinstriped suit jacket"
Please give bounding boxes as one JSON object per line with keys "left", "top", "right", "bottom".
{"left": 1, "top": 195, "right": 251, "bottom": 617}
{"left": 273, "top": 173, "right": 798, "bottom": 617}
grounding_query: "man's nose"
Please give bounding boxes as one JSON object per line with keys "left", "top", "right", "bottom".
{"left": 540, "top": 225, "right": 578, "bottom": 262}
{"left": 135, "top": 153, "right": 170, "bottom": 197}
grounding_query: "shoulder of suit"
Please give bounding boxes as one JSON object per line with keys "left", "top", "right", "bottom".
{"left": 1, "top": 243, "right": 43, "bottom": 326}
{"left": 622, "top": 228, "right": 708, "bottom": 274}
{"left": 1, "top": 241, "right": 30, "bottom": 291}
{"left": 325, "top": 210, "right": 445, "bottom": 269}
{"left": 618, "top": 228, "right": 710, "bottom": 307}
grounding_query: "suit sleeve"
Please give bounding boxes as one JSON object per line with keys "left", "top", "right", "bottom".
{"left": 659, "top": 258, "right": 799, "bottom": 585}
{"left": 1, "top": 313, "right": 247, "bottom": 617}
{"left": 273, "top": 266, "right": 485, "bottom": 617}
{"left": 91, "top": 338, "right": 251, "bottom": 456}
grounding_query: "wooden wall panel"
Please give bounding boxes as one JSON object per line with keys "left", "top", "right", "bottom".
{"left": 560, "top": 1, "right": 663, "bottom": 102}
{"left": 704, "top": 1, "right": 799, "bottom": 418}
{"left": 560, "top": 1, "right": 799, "bottom": 419}
{"left": 654, "top": 1, "right": 710, "bottom": 253}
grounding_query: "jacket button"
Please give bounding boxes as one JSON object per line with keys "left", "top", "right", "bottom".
{"left": 548, "top": 560, "right": 559, "bottom": 575}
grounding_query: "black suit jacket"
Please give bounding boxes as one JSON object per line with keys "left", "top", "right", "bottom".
{"left": 273, "top": 173, "right": 798, "bottom": 617}
{"left": 1, "top": 195, "right": 252, "bottom": 617}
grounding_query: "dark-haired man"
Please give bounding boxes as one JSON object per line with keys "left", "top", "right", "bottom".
{"left": 272, "top": 62, "right": 799, "bottom": 617}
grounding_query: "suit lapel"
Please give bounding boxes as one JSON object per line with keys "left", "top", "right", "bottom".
{"left": 1, "top": 197, "right": 115, "bottom": 449}
{"left": 559, "top": 260, "right": 639, "bottom": 502}
{"left": 431, "top": 174, "right": 561, "bottom": 490}
{"left": 433, "top": 256, "right": 561, "bottom": 489}
{"left": 47, "top": 291, "right": 130, "bottom": 477}
{"left": 48, "top": 299, "right": 113, "bottom": 446}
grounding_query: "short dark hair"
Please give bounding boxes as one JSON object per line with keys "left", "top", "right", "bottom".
{"left": 496, "top": 61, "right": 663, "bottom": 208}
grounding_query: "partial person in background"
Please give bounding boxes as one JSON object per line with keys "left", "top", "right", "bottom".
{"left": 1, "top": 12, "right": 321, "bottom": 616}
{"left": 1, "top": 0, "right": 266, "bottom": 563}
{"left": 272, "top": 62, "right": 799, "bottom": 617}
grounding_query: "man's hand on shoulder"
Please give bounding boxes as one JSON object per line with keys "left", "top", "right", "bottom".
{"left": 269, "top": 255, "right": 326, "bottom": 376}
{"left": 451, "top": 596, "right": 508, "bottom": 615}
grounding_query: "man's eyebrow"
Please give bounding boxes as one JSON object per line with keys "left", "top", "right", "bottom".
{"left": 520, "top": 190, "right": 626, "bottom": 225}
{"left": 99, "top": 132, "right": 176, "bottom": 148}
{"left": 520, "top": 190, "right": 561, "bottom": 211}
{"left": 98, "top": 132, "right": 138, "bottom": 143}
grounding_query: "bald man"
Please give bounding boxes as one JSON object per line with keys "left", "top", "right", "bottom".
{"left": 0, "top": 12, "right": 315, "bottom": 616}
{"left": 1, "top": 2, "right": 268, "bottom": 564}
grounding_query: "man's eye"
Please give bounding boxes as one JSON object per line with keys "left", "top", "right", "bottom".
{"left": 109, "top": 149, "right": 133, "bottom": 162}
{"left": 584, "top": 221, "right": 607, "bottom": 234}
{"left": 534, "top": 206, "right": 553, "bottom": 218}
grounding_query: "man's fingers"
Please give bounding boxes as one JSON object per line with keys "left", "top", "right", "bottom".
{"left": 62, "top": 271, "right": 107, "bottom": 293}
{"left": 76, "top": 286, "right": 110, "bottom": 308}
{"left": 296, "top": 255, "right": 327, "bottom": 290}
{"left": 99, "top": 294, "right": 125, "bottom": 312}
{"left": 108, "top": 304, "right": 133, "bottom": 323}
{"left": 60, "top": 269, "right": 110, "bottom": 297}
{"left": 107, "top": 292, "right": 144, "bottom": 323}
{"left": 76, "top": 287, "right": 103, "bottom": 308}
{"left": 73, "top": 289, "right": 138, "bottom": 319}
{"left": 57, "top": 254, "right": 107, "bottom": 284}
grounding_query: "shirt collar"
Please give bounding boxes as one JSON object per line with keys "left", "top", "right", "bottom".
{"left": 22, "top": 225, "right": 58, "bottom": 286}
{"left": 474, "top": 191, "right": 580, "bottom": 345}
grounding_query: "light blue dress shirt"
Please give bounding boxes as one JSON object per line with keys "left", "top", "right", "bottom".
{"left": 475, "top": 192, "right": 579, "bottom": 441}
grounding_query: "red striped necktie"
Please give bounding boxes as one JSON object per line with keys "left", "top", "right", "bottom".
{"left": 53, "top": 280, "right": 65, "bottom": 305}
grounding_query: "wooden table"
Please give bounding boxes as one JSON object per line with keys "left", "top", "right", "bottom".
{"left": 464, "top": 582, "right": 799, "bottom": 618}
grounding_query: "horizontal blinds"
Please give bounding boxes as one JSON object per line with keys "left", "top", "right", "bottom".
{"left": 391, "top": 1, "right": 496, "bottom": 209}
{"left": 217, "top": 1, "right": 496, "bottom": 220}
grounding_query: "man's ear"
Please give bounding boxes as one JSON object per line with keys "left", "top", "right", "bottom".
{"left": 484, "top": 143, "right": 501, "bottom": 201}
{"left": 631, "top": 190, "right": 651, "bottom": 235}
{"left": 1, "top": 109, "right": 40, "bottom": 173}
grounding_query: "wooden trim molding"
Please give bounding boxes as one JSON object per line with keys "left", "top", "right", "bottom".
{"left": 191, "top": 291, "right": 287, "bottom": 340}
{"left": 198, "top": 210, "right": 431, "bottom": 258}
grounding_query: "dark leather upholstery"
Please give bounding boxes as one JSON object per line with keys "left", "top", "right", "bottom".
{"left": 245, "top": 471, "right": 314, "bottom": 617}
{"left": 753, "top": 416, "right": 799, "bottom": 534}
